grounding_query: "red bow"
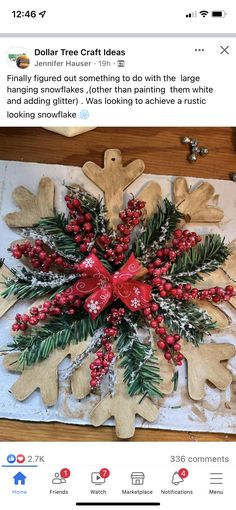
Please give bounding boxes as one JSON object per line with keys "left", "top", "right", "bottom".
{"left": 72, "top": 253, "right": 152, "bottom": 319}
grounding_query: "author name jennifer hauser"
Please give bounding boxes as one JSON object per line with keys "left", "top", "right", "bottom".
{"left": 33, "top": 60, "right": 93, "bottom": 67}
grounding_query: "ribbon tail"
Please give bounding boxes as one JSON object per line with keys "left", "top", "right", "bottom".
{"left": 115, "top": 281, "right": 152, "bottom": 312}
{"left": 84, "top": 285, "right": 113, "bottom": 319}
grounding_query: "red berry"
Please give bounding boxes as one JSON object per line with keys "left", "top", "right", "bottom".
{"left": 20, "top": 323, "right": 27, "bottom": 331}
{"left": 39, "top": 251, "right": 47, "bottom": 260}
{"left": 226, "top": 285, "right": 234, "bottom": 293}
{"left": 174, "top": 229, "right": 182, "bottom": 239}
{"left": 157, "top": 340, "right": 166, "bottom": 350}
{"left": 157, "top": 327, "right": 166, "bottom": 335}
{"left": 173, "top": 343, "right": 181, "bottom": 351}
{"left": 38, "top": 312, "right": 47, "bottom": 321}
{"left": 12, "top": 324, "right": 20, "bottom": 332}
{"left": 150, "top": 320, "right": 158, "bottom": 328}
{"left": 67, "top": 308, "right": 75, "bottom": 315}
{"left": 83, "top": 222, "right": 93, "bottom": 232}
{"left": 80, "top": 243, "right": 88, "bottom": 253}
{"left": 151, "top": 303, "right": 158, "bottom": 312}
{"left": 29, "top": 316, "right": 39, "bottom": 326}
{"left": 164, "top": 352, "right": 172, "bottom": 361}
{"left": 166, "top": 335, "right": 175, "bottom": 345}
{"left": 13, "top": 250, "right": 22, "bottom": 259}
{"left": 90, "top": 379, "right": 97, "bottom": 388}
{"left": 22, "top": 314, "right": 30, "bottom": 323}
{"left": 30, "top": 307, "right": 39, "bottom": 315}
{"left": 84, "top": 213, "right": 92, "bottom": 221}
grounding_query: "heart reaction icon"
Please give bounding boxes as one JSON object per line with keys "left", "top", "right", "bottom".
{"left": 17, "top": 454, "right": 25, "bottom": 464}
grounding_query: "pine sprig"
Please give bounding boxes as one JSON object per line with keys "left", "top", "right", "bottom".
{"left": 31, "top": 213, "right": 83, "bottom": 261}
{"left": 117, "top": 320, "right": 163, "bottom": 398}
{"left": 1, "top": 267, "right": 77, "bottom": 300}
{"left": 10, "top": 312, "right": 106, "bottom": 367}
{"left": 168, "top": 234, "right": 230, "bottom": 283}
{"left": 66, "top": 186, "right": 111, "bottom": 238}
{"left": 134, "top": 199, "right": 183, "bottom": 262}
{"left": 155, "top": 296, "right": 215, "bottom": 345}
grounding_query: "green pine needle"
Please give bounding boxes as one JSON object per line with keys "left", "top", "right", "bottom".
{"left": 117, "top": 324, "right": 163, "bottom": 398}
{"left": 134, "top": 199, "right": 183, "bottom": 261}
{"left": 169, "top": 234, "right": 230, "bottom": 283}
{"left": 155, "top": 296, "right": 215, "bottom": 345}
{"left": 1, "top": 267, "right": 77, "bottom": 300}
{"left": 10, "top": 313, "right": 106, "bottom": 368}
{"left": 35, "top": 214, "right": 83, "bottom": 259}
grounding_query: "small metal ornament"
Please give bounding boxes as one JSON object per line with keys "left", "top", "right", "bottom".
{"left": 231, "top": 173, "right": 236, "bottom": 182}
{"left": 182, "top": 136, "right": 209, "bottom": 162}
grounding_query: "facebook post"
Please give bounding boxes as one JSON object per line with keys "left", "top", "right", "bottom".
{"left": 0, "top": 2, "right": 235, "bottom": 509}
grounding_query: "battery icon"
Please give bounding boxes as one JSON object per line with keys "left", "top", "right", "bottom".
{"left": 211, "top": 10, "right": 227, "bottom": 17}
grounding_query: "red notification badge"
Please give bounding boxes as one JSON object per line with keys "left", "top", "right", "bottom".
{"left": 178, "top": 468, "right": 189, "bottom": 479}
{"left": 100, "top": 468, "right": 110, "bottom": 479}
{"left": 60, "top": 468, "right": 71, "bottom": 479}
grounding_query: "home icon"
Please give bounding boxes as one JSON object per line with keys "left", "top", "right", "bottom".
{"left": 131, "top": 472, "right": 145, "bottom": 485}
{"left": 13, "top": 472, "right": 27, "bottom": 486}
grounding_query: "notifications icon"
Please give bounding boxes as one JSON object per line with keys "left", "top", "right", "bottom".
{"left": 171, "top": 468, "right": 189, "bottom": 485}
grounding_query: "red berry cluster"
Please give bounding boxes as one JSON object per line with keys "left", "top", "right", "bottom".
{"left": 143, "top": 302, "right": 183, "bottom": 365}
{"left": 106, "top": 307, "right": 126, "bottom": 325}
{"left": 171, "top": 229, "right": 202, "bottom": 255}
{"left": 198, "top": 284, "right": 235, "bottom": 303}
{"left": 65, "top": 194, "right": 96, "bottom": 254}
{"left": 89, "top": 327, "right": 117, "bottom": 388}
{"left": 12, "top": 289, "right": 82, "bottom": 332}
{"left": 148, "top": 229, "right": 202, "bottom": 277}
{"left": 99, "top": 199, "right": 145, "bottom": 265}
{"left": 11, "top": 240, "right": 72, "bottom": 272}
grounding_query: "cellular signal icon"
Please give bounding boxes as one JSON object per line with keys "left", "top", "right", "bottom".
{"left": 199, "top": 10, "right": 209, "bottom": 17}
{"left": 186, "top": 11, "right": 197, "bottom": 18}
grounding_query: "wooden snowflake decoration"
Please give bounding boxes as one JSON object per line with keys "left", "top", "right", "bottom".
{"left": 0, "top": 149, "right": 235, "bottom": 438}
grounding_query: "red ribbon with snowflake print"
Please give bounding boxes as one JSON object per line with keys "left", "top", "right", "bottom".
{"left": 72, "top": 253, "right": 152, "bottom": 319}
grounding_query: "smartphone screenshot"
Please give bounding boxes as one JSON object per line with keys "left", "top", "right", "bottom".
{"left": 0, "top": 1, "right": 235, "bottom": 508}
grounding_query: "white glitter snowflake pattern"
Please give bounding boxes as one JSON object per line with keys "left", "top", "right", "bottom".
{"left": 83, "top": 257, "right": 94, "bottom": 268}
{"left": 130, "top": 298, "right": 141, "bottom": 309}
{"left": 133, "top": 287, "right": 141, "bottom": 296}
{"left": 87, "top": 300, "right": 101, "bottom": 314}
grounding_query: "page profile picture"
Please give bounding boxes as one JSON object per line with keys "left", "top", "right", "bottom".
{"left": 16, "top": 54, "right": 30, "bottom": 69}
{"left": 7, "top": 47, "right": 29, "bottom": 68}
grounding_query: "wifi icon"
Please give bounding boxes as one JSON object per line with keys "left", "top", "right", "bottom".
{"left": 199, "top": 10, "right": 209, "bottom": 17}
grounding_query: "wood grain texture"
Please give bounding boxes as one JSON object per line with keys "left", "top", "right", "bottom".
{"left": 0, "top": 126, "right": 236, "bottom": 442}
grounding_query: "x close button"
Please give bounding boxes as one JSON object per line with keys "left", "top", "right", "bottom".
{"left": 220, "top": 45, "right": 229, "bottom": 54}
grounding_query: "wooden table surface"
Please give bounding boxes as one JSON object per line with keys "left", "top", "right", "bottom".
{"left": 0, "top": 126, "right": 236, "bottom": 442}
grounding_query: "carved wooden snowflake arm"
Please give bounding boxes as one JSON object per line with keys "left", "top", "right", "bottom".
{"left": 181, "top": 341, "right": 235, "bottom": 401}
{"left": 197, "top": 300, "right": 230, "bottom": 329}
{"left": 136, "top": 182, "right": 162, "bottom": 219}
{"left": 5, "top": 177, "right": 55, "bottom": 228}
{"left": 157, "top": 349, "right": 175, "bottom": 395}
{"left": 83, "top": 149, "right": 145, "bottom": 227}
{"left": 173, "top": 177, "right": 224, "bottom": 223}
{"left": 0, "top": 264, "right": 19, "bottom": 318}
{"left": 3, "top": 351, "right": 65, "bottom": 406}
{"left": 3, "top": 341, "right": 92, "bottom": 406}
{"left": 90, "top": 369, "right": 158, "bottom": 438}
